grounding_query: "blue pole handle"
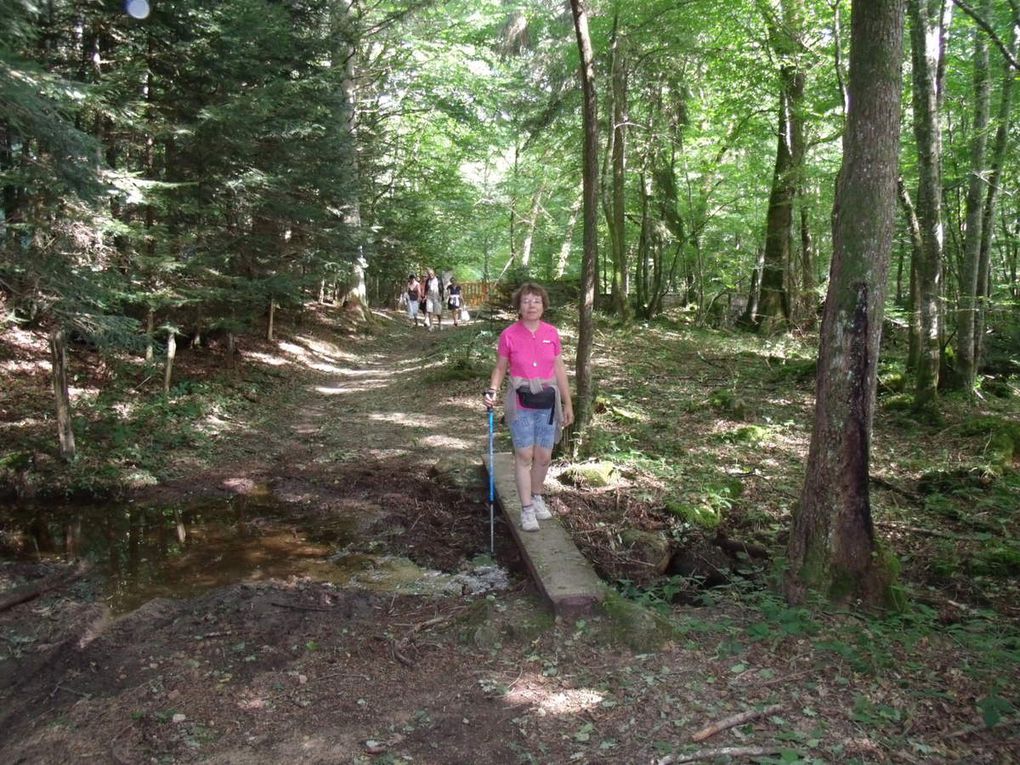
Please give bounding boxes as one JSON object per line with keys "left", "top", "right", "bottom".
{"left": 487, "top": 408, "right": 496, "bottom": 553}
{"left": 487, "top": 409, "right": 495, "bottom": 502}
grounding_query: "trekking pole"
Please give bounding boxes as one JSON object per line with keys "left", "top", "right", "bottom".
{"left": 487, "top": 405, "right": 495, "bottom": 554}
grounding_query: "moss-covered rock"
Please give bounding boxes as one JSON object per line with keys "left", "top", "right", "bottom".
{"left": 561, "top": 461, "right": 619, "bottom": 488}
{"left": 596, "top": 591, "right": 677, "bottom": 652}
{"left": 969, "top": 544, "right": 1020, "bottom": 578}
{"left": 957, "top": 416, "right": 1020, "bottom": 472}
{"left": 725, "top": 425, "right": 769, "bottom": 444}
{"left": 709, "top": 388, "right": 750, "bottom": 419}
{"left": 619, "top": 529, "right": 672, "bottom": 574}
{"left": 665, "top": 499, "right": 722, "bottom": 529}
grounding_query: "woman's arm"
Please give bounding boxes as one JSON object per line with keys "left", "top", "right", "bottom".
{"left": 553, "top": 355, "right": 574, "bottom": 427}
{"left": 485, "top": 355, "right": 509, "bottom": 408}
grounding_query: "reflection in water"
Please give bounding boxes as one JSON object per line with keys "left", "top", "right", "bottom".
{"left": 0, "top": 497, "right": 357, "bottom": 614}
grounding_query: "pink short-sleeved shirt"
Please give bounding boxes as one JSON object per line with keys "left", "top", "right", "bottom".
{"left": 498, "top": 321, "right": 561, "bottom": 378}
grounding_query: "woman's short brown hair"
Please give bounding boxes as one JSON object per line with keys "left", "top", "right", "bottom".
{"left": 512, "top": 282, "right": 550, "bottom": 312}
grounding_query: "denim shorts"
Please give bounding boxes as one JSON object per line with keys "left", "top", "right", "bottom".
{"left": 510, "top": 407, "right": 556, "bottom": 450}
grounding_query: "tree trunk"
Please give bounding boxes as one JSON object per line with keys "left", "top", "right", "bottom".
{"left": 741, "top": 247, "right": 766, "bottom": 326}
{"left": 163, "top": 331, "right": 177, "bottom": 394}
{"left": 267, "top": 299, "right": 276, "bottom": 342}
{"left": 954, "top": 0, "right": 991, "bottom": 392}
{"left": 906, "top": 0, "right": 948, "bottom": 409}
{"left": 520, "top": 186, "right": 544, "bottom": 269}
{"left": 754, "top": 0, "right": 807, "bottom": 332}
{"left": 555, "top": 196, "right": 581, "bottom": 278}
{"left": 974, "top": 27, "right": 1017, "bottom": 376}
{"left": 145, "top": 308, "right": 155, "bottom": 361}
{"left": 609, "top": 25, "right": 630, "bottom": 319}
{"left": 798, "top": 203, "right": 816, "bottom": 326}
{"left": 335, "top": 0, "right": 369, "bottom": 320}
{"left": 49, "top": 328, "right": 76, "bottom": 461}
{"left": 568, "top": 0, "right": 599, "bottom": 458}
{"left": 785, "top": 0, "right": 905, "bottom": 608}
{"left": 636, "top": 169, "right": 650, "bottom": 315}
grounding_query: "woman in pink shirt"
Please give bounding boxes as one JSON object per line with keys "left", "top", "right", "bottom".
{"left": 484, "top": 283, "right": 574, "bottom": 532}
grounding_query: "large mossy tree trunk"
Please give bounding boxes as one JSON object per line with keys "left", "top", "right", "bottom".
{"left": 335, "top": 0, "right": 370, "bottom": 324}
{"left": 568, "top": 0, "right": 599, "bottom": 458}
{"left": 954, "top": 0, "right": 991, "bottom": 393}
{"left": 906, "top": 0, "right": 948, "bottom": 409}
{"left": 49, "top": 328, "right": 76, "bottom": 462}
{"left": 749, "top": 0, "right": 807, "bottom": 333}
{"left": 754, "top": 82, "right": 797, "bottom": 332}
{"left": 785, "top": 0, "right": 905, "bottom": 609}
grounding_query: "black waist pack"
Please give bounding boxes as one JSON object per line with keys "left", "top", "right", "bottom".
{"left": 516, "top": 385, "right": 556, "bottom": 410}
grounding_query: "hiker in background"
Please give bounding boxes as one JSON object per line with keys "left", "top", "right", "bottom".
{"left": 405, "top": 274, "right": 422, "bottom": 327}
{"left": 484, "top": 282, "right": 574, "bottom": 532}
{"left": 425, "top": 268, "right": 443, "bottom": 331}
{"left": 447, "top": 277, "right": 463, "bottom": 327}
{"left": 418, "top": 272, "right": 428, "bottom": 322}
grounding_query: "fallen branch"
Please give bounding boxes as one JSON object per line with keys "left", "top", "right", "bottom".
{"left": 874, "top": 521, "right": 979, "bottom": 541}
{"left": 269, "top": 601, "right": 334, "bottom": 612}
{"left": 869, "top": 475, "right": 921, "bottom": 501}
{"left": 946, "top": 715, "right": 1020, "bottom": 739}
{"left": 691, "top": 704, "right": 783, "bottom": 742}
{"left": 655, "top": 745, "right": 784, "bottom": 764}
{"left": 0, "top": 562, "right": 90, "bottom": 613}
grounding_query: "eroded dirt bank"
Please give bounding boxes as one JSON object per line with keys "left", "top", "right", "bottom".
{"left": 1, "top": 309, "right": 1016, "bottom": 764}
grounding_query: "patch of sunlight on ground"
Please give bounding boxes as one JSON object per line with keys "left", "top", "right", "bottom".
{"left": 0, "top": 420, "right": 47, "bottom": 432}
{"left": 0, "top": 359, "right": 50, "bottom": 374}
{"left": 370, "top": 412, "right": 444, "bottom": 427}
{"left": 505, "top": 675, "right": 604, "bottom": 715}
{"left": 314, "top": 379, "right": 391, "bottom": 394}
{"left": 290, "top": 334, "right": 359, "bottom": 362}
{"left": 419, "top": 434, "right": 472, "bottom": 450}
{"left": 338, "top": 368, "right": 397, "bottom": 377}
{"left": 247, "top": 350, "right": 289, "bottom": 367}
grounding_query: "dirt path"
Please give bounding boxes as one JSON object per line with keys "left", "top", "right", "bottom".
{"left": 0, "top": 311, "right": 554, "bottom": 765}
{"left": 1, "top": 310, "right": 1015, "bottom": 764}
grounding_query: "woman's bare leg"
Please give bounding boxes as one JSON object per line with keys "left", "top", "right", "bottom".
{"left": 514, "top": 446, "right": 535, "bottom": 507}
{"left": 530, "top": 446, "right": 552, "bottom": 498}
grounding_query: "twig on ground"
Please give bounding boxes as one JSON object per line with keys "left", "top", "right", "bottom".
{"left": 690, "top": 704, "right": 783, "bottom": 742}
{"left": 655, "top": 745, "right": 784, "bottom": 764}
{"left": 391, "top": 642, "right": 415, "bottom": 667}
{"left": 870, "top": 475, "right": 921, "bottom": 501}
{"left": 50, "top": 683, "right": 91, "bottom": 699}
{"left": 109, "top": 722, "right": 135, "bottom": 765}
{"left": 754, "top": 668, "right": 814, "bottom": 687}
{"left": 269, "top": 601, "right": 333, "bottom": 612}
{"left": 0, "top": 562, "right": 90, "bottom": 613}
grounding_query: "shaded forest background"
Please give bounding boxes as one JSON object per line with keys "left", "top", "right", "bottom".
{"left": 3, "top": 0, "right": 1016, "bottom": 355}
{"left": 2, "top": 0, "right": 1019, "bottom": 598}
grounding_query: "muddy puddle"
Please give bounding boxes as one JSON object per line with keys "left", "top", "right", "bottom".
{"left": 0, "top": 495, "right": 508, "bottom": 613}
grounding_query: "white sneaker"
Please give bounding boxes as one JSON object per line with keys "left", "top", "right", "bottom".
{"left": 532, "top": 495, "right": 552, "bottom": 520}
{"left": 520, "top": 505, "right": 539, "bottom": 532}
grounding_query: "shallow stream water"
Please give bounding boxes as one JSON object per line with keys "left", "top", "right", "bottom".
{"left": 0, "top": 492, "right": 508, "bottom": 613}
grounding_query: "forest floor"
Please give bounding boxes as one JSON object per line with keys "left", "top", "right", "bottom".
{"left": 0, "top": 303, "right": 1018, "bottom": 764}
